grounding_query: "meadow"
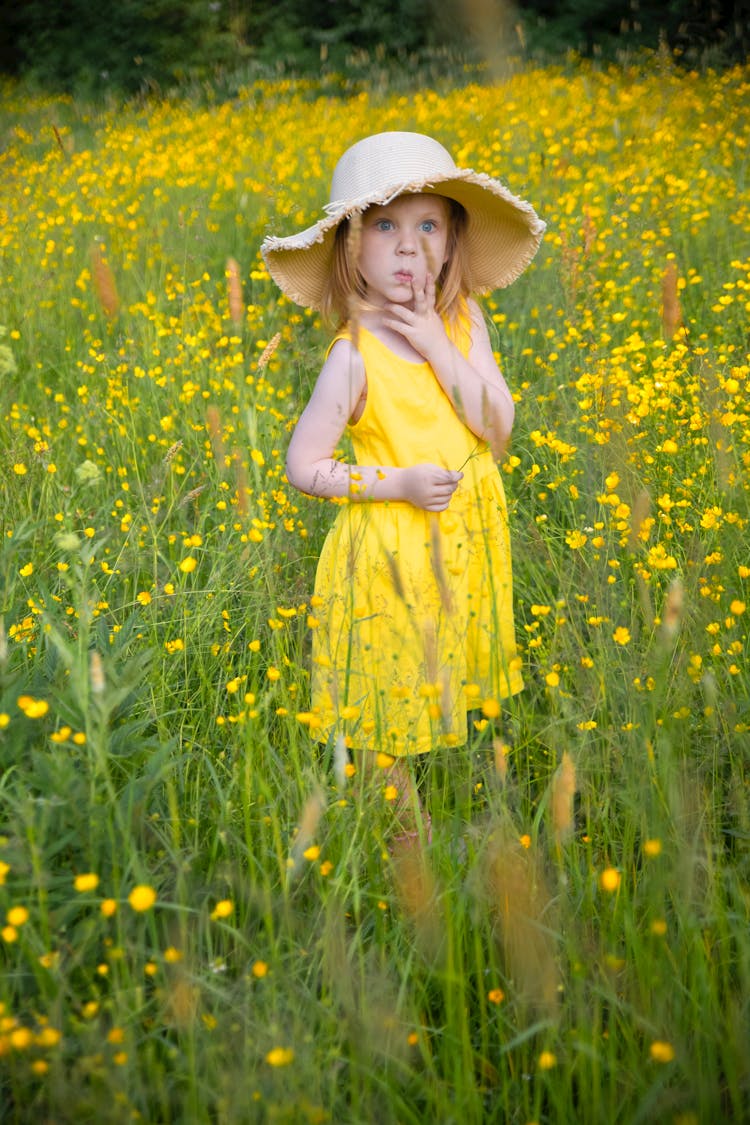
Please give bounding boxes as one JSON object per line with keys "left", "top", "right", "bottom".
{"left": 0, "top": 52, "right": 749, "bottom": 1123}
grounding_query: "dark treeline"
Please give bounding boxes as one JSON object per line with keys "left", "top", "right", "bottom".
{"left": 1, "top": 0, "right": 747, "bottom": 95}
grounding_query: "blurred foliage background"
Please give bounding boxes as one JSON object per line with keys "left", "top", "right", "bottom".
{"left": 1, "top": 0, "right": 748, "bottom": 96}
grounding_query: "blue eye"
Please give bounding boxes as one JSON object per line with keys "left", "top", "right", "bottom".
{"left": 420, "top": 220, "right": 437, "bottom": 233}
{"left": 375, "top": 219, "right": 394, "bottom": 231}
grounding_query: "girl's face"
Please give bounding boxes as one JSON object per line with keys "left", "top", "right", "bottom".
{"left": 356, "top": 193, "right": 451, "bottom": 308}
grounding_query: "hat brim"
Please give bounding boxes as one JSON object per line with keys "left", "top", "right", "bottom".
{"left": 260, "top": 168, "right": 546, "bottom": 311}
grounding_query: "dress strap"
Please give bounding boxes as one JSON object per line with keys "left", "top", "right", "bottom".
{"left": 325, "top": 328, "right": 352, "bottom": 361}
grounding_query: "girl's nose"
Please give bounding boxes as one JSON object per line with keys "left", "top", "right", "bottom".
{"left": 397, "top": 231, "right": 416, "bottom": 254}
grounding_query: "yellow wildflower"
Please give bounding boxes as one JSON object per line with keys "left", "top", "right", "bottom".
{"left": 266, "top": 1046, "right": 294, "bottom": 1067}
{"left": 599, "top": 868, "right": 621, "bottom": 893}
{"left": 127, "top": 885, "right": 156, "bottom": 912}
{"left": 74, "top": 873, "right": 99, "bottom": 893}
{"left": 649, "top": 1040, "right": 675, "bottom": 1063}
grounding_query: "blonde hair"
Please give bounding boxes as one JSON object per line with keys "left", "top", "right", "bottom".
{"left": 320, "top": 197, "right": 471, "bottom": 328}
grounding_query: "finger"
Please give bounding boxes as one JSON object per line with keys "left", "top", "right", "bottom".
{"left": 389, "top": 300, "right": 414, "bottom": 315}
{"left": 412, "top": 278, "right": 427, "bottom": 307}
{"left": 383, "top": 308, "right": 409, "bottom": 325}
{"left": 381, "top": 318, "right": 412, "bottom": 339}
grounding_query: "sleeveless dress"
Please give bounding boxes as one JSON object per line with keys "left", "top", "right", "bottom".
{"left": 310, "top": 309, "right": 523, "bottom": 757}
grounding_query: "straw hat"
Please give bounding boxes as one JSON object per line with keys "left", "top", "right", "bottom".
{"left": 261, "top": 131, "right": 545, "bottom": 310}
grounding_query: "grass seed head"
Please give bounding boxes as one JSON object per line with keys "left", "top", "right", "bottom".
{"left": 333, "top": 734, "right": 350, "bottom": 790}
{"left": 493, "top": 738, "right": 509, "bottom": 784}
{"left": 89, "top": 650, "right": 105, "bottom": 694}
{"left": 661, "top": 260, "right": 683, "bottom": 341}
{"left": 164, "top": 440, "right": 183, "bottom": 465}
{"left": 90, "top": 243, "right": 120, "bottom": 320}
{"left": 346, "top": 212, "right": 363, "bottom": 351}
{"left": 384, "top": 550, "right": 406, "bottom": 603}
{"left": 392, "top": 842, "right": 443, "bottom": 965}
{"left": 205, "top": 405, "right": 225, "bottom": 466}
{"left": 550, "top": 751, "right": 576, "bottom": 844}
{"left": 429, "top": 514, "right": 454, "bottom": 615}
{"left": 52, "top": 124, "right": 67, "bottom": 159}
{"left": 478, "top": 827, "right": 560, "bottom": 1017}
{"left": 628, "top": 488, "right": 652, "bottom": 551}
{"left": 257, "top": 331, "right": 281, "bottom": 371}
{"left": 233, "top": 453, "right": 249, "bottom": 515}
{"left": 289, "top": 787, "right": 326, "bottom": 876}
{"left": 422, "top": 618, "right": 438, "bottom": 686}
{"left": 166, "top": 974, "right": 200, "bottom": 1029}
{"left": 419, "top": 232, "right": 439, "bottom": 280}
{"left": 226, "top": 257, "right": 244, "bottom": 326}
{"left": 660, "top": 575, "right": 685, "bottom": 641}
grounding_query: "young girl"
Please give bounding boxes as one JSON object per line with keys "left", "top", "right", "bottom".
{"left": 262, "top": 131, "right": 544, "bottom": 833}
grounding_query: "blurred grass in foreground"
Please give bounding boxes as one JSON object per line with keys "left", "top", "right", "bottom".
{"left": 0, "top": 53, "right": 749, "bottom": 1123}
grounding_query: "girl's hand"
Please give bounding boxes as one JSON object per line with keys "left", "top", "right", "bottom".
{"left": 383, "top": 274, "right": 446, "bottom": 361}
{"left": 400, "top": 463, "right": 463, "bottom": 511}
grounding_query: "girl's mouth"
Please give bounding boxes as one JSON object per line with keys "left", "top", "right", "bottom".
{"left": 394, "top": 271, "right": 414, "bottom": 285}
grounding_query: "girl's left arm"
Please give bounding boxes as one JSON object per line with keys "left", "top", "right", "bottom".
{"left": 383, "top": 284, "right": 515, "bottom": 459}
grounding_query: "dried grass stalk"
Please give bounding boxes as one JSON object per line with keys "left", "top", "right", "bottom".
{"left": 90, "top": 243, "right": 120, "bottom": 320}
{"left": 661, "top": 575, "right": 685, "bottom": 641}
{"left": 440, "top": 668, "right": 453, "bottom": 731}
{"left": 422, "top": 618, "right": 438, "bottom": 687}
{"left": 550, "top": 751, "right": 576, "bottom": 845}
{"left": 226, "top": 257, "right": 244, "bottom": 326}
{"left": 180, "top": 484, "right": 207, "bottom": 507}
{"left": 493, "top": 738, "right": 509, "bottom": 784}
{"left": 346, "top": 213, "right": 363, "bottom": 352}
{"left": 257, "top": 331, "right": 281, "bottom": 372}
{"left": 627, "top": 487, "right": 652, "bottom": 551}
{"left": 233, "top": 453, "right": 249, "bottom": 516}
{"left": 661, "top": 260, "right": 682, "bottom": 341}
{"left": 419, "top": 233, "right": 439, "bottom": 281}
{"left": 89, "top": 650, "right": 105, "bottom": 695}
{"left": 333, "top": 734, "right": 350, "bottom": 791}
{"left": 429, "top": 514, "right": 454, "bottom": 615}
{"left": 165, "top": 974, "right": 200, "bottom": 1029}
{"left": 392, "top": 843, "right": 443, "bottom": 964}
{"left": 52, "top": 125, "right": 67, "bottom": 159}
{"left": 478, "top": 829, "right": 560, "bottom": 1017}
{"left": 384, "top": 550, "right": 406, "bottom": 604}
{"left": 636, "top": 572, "right": 655, "bottom": 630}
{"left": 164, "top": 440, "right": 183, "bottom": 464}
{"left": 289, "top": 787, "right": 326, "bottom": 876}
{"left": 205, "top": 405, "right": 225, "bottom": 466}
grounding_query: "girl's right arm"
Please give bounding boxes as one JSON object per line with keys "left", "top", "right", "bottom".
{"left": 285, "top": 338, "right": 462, "bottom": 511}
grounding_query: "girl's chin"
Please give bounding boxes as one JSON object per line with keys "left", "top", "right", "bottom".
{"left": 365, "top": 291, "right": 415, "bottom": 311}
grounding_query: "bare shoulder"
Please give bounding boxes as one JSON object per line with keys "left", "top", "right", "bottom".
{"left": 306, "top": 334, "right": 366, "bottom": 422}
{"left": 324, "top": 336, "right": 366, "bottom": 382}
{"left": 465, "top": 298, "right": 495, "bottom": 357}
{"left": 465, "top": 297, "right": 491, "bottom": 341}
{"left": 464, "top": 297, "right": 506, "bottom": 383}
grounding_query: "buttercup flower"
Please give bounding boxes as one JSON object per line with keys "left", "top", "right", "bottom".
{"left": 649, "top": 1040, "right": 675, "bottom": 1063}
{"left": 266, "top": 1046, "right": 294, "bottom": 1067}
{"left": 127, "top": 885, "right": 157, "bottom": 912}
{"left": 599, "top": 868, "right": 621, "bottom": 893}
{"left": 74, "top": 873, "right": 100, "bottom": 893}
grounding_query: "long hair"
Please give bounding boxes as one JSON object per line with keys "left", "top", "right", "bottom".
{"left": 320, "top": 197, "right": 471, "bottom": 328}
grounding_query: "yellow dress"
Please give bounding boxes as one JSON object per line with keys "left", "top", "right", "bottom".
{"left": 311, "top": 310, "right": 523, "bottom": 757}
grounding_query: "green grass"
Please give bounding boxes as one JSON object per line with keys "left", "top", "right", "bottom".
{"left": 0, "top": 53, "right": 749, "bottom": 1123}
